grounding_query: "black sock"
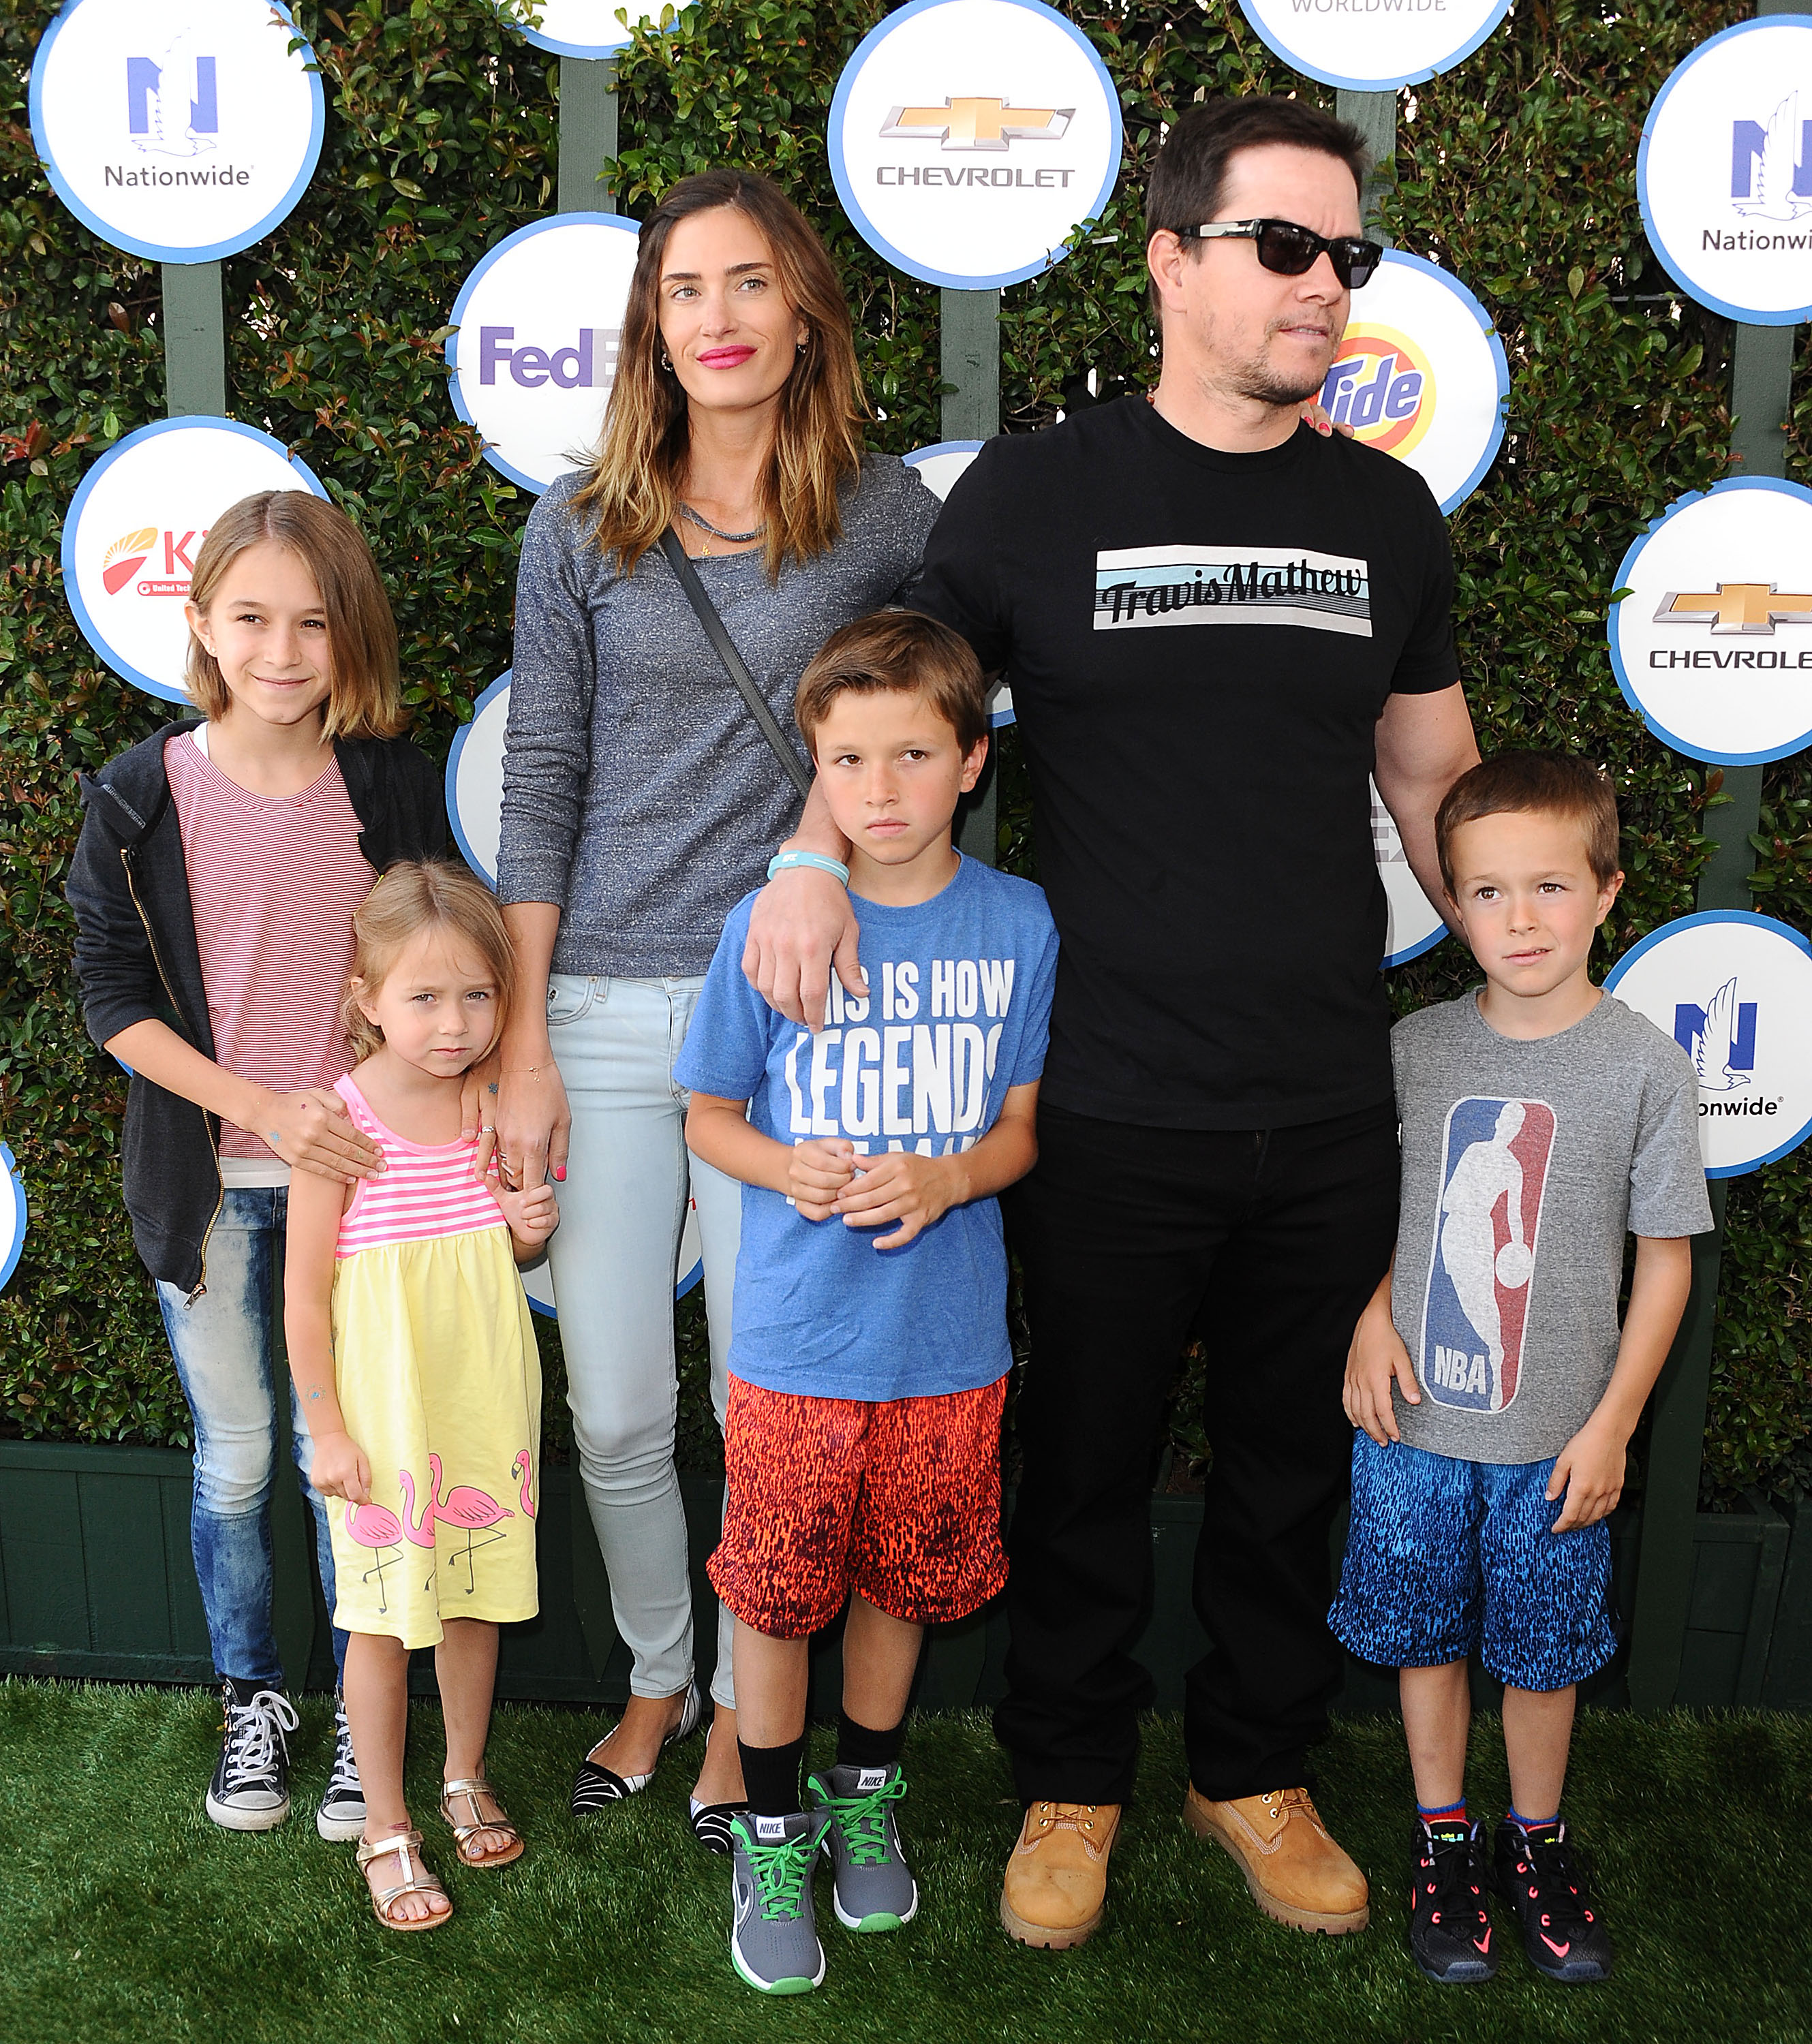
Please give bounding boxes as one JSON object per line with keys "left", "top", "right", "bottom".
{"left": 837, "top": 1709, "right": 906, "bottom": 1771}
{"left": 739, "top": 1737, "right": 805, "bottom": 1818}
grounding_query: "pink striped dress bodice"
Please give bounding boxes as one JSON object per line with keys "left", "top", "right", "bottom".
{"left": 333, "top": 1073, "right": 506, "bottom": 1259}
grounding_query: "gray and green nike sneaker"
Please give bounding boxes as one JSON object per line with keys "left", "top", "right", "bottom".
{"left": 808, "top": 1763, "right": 919, "bottom": 1932}
{"left": 728, "top": 1810, "right": 831, "bottom": 1995}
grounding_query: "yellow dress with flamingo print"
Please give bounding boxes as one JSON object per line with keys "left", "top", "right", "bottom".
{"left": 324, "top": 1073, "right": 541, "bottom": 1647}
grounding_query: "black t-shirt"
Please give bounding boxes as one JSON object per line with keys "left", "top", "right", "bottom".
{"left": 911, "top": 396, "right": 1459, "bottom": 1130}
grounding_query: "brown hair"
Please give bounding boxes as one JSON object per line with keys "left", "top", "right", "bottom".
{"left": 1435, "top": 753, "right": 1623, "bottom": 895}
{"left": 340, "top": 861, "right": 515, "bottom": 1063}
{"left": 571, "top": 170, "right": 866, "bottom": 582}
{"left": 795, "top": 611, "right": 987, "bottom": 756}
{"left": 183, "top": 491, "right": 405, "bottom": 741}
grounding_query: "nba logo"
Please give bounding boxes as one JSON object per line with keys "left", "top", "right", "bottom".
{"left": 1419, "top": 1098, "right": 1556, "bottom": 1414}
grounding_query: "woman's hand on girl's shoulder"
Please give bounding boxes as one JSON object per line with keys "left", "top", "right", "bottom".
{"left": 256, "top": 1086, "right": 383, "bottom": 1182}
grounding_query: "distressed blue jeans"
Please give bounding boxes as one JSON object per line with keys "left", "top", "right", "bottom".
{"left": 155, "top": 1187, "right": 345, "bottom": 1689}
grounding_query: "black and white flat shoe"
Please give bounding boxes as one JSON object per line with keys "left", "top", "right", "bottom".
{"left": 570, "top": 1682, "right": 703, "bottom": 1814}
{"left": 688, "top": 1797, "right": 750, "bottom": 1855}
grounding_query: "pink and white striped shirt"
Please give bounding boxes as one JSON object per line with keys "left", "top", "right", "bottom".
{"left": 333, "top": 1073, "right": 507, "bottom": 1259}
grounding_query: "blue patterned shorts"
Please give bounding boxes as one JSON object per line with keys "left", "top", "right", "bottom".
{"left": 1329, "top": 1431, "right": 1616, "bottom": 1693}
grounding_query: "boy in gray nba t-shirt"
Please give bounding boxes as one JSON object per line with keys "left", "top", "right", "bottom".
{"left": 1331, "top": 754, "right": 1711, "bottom": 1991}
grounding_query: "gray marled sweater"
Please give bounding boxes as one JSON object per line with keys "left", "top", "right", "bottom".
{"left": 499, "top": 455, "right": 940, "bottom": 976}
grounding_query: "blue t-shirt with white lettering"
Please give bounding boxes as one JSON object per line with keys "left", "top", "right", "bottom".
{"left": 674, "top": 856, "right": 1058, "bottom": 1400}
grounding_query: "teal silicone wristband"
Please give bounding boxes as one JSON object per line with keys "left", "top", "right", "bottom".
{"left": 767, "top": 850, "right": 850, "bottom": 886}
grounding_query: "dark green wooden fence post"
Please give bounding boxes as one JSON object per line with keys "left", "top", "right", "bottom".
{"left": 557, "top": 57, "right": 618, "bottom": 211}
{"left": 1335, "top": 89, "right": 1396, "bottom": 243}
{"left": 941, "top": 288, "right": 1000, "bottom": 867}
{"left": 160, "top": 263, "right": 226, "bottom": 417}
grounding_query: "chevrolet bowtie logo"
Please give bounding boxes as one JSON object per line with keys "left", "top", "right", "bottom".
{"left": 1657, "top": 583, "right": 1812, "bottom": 634}
{"left": 881, "top": 97, "right": 1073, "bottom": 151}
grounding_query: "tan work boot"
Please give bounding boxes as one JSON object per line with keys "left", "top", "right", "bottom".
{"left": 999, "top": 1800, "right": 1122, "bottom": 1949}
{"left": 1184, "top": 1784, "right": 1370, "bottom": 1934}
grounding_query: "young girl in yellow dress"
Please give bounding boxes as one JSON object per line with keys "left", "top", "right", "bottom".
{"left": 286, "top": 861, "right": 556, "bottom": 1930}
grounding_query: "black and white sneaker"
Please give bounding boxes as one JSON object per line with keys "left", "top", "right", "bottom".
{"left": 1492, "top": 1818, "right": 1613, "bottom": 1983}
{"left": 1408, "top": 1819, "right": 1497, "bottom": 1984}
{"left": 204, "top": 1682, "right": 299, "bottom": 1832}
{"left": 316, "top": 1692, "right": 367, "bottom": 1842}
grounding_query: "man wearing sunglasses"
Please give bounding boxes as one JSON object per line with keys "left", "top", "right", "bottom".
{"left": 746, "top": 95, "right": 1479, "bottom": 1949}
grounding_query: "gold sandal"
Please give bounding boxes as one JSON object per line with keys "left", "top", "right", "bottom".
{"left": 440, "top": 1776, "right": 525, "bottom": 1868}
{"left": 355, "top": 1829, "right": 452, "bottom": 1932}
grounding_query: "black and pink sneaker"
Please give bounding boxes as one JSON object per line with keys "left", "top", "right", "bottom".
{"left": 1408, "top": 1820, "right": 1497, "bottom": 1984}
{"left": 1492, "top": 1819, "right": 1613, "bottom": 1983}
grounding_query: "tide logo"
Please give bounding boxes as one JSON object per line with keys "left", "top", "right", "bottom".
{"left": 101, "top": 525, "right": 205, "bottom": 598}
{"left": 880, "top": 97, "right": 1071, "bottom": 150}
{"left": 1418, "top": 1097, "right": 1556, "bottom": 1414}
{"left": 1316, "top": 326, "right": 1434, "bottom": 456}
{"left": 1730, "top": 93, "right": 1811, "bottom": 221}
{"left": 1675, "top": 978, "right": 1758, "bottom": 1095}
{"left": 1655, "top": 582, "right": 1812, "bottom": 634}
{"left": 478, "top": 326, "right": 619, "bottom": 390}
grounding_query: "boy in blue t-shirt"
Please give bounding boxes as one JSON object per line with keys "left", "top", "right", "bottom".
{"left": 675, "top": 611, "right": 1057, "bottom": 1996}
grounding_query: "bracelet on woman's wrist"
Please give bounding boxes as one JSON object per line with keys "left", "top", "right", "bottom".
{"left": 767, "top": 849, "right": 850, "bottom": 886}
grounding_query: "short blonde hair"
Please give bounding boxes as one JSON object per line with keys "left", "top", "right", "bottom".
{"left": 340, "top": 861, "right": 515, "bottom": 1062}
{"left": 184, "top": 491, "right": 406, "bottom": 741}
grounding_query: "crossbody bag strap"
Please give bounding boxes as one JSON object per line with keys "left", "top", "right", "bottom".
{"left": 658, "top": 528, "right": 814, "bottom": 803}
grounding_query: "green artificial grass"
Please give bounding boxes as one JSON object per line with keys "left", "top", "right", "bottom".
{"left": 3, "top": 1681, "right": 1811, "bottom": 2044}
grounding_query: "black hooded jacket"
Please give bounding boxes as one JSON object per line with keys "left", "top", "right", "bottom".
{"left": 67, "top": 717, "right": 450, "bottom": 1297}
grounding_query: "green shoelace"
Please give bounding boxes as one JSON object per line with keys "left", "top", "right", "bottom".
{"left": 818, "top": 1773, "right": 908, "bottom": 1866}
{"left": 739, "top": 1825, "right": 822, "bottom": 1920}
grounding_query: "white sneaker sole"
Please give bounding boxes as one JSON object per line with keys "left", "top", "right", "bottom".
{"left": 316, "top": 1801, "right": 367, "bottom": 1842}
{"left": 205, "top": 1790, "right": 290, "bottom": 1832}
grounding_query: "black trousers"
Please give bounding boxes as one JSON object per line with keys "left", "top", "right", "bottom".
{"left": 995, "top": 1099, "right": 1400, "bottom": 1807}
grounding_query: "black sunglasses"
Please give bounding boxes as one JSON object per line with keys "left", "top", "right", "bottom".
{"left": 1181, "top": 217, "right": 1382, "bottom": 290}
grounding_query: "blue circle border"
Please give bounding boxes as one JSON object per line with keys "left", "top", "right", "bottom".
{"left": 498, "top": 0, "right": 694, "bottom": 58}
{"left": 61, "top": 416, "right": 331, "bottom": 704}
{"left": 446, "top": 211, "right": 642, "bottom": 496}
{"left": 0, "top": 1143, "right": 27, "bottom": 1297}
{"left": 1607, "top": 476, "right": 1812, "bottom": 766}
{"left": 1364, "top": 249, "right": 1509, "bottom": 516}
{"left": 29, "top": 0, "right": 326, "bottom": 265}
{"left": 827, "top": 0, "right": 1124, "bottom": 292}
{"left": 1604, "top": 908, "right": 1812, "bottom": 1179}
{"left": 445, "top": 669, "right": 512, "bottom": 887}
{"left": 1383, "top": 918, "right": 1447, "bottom": 972}
{"left": 1636, "top": 15, "right": 1812, "bottom": 329}
{"left": 1234, "top": 0, "right": 1511, "bottom": 92}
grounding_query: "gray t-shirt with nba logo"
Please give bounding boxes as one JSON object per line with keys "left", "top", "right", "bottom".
{"left": 1389, "top": 991, "right": 1713, "bottom": 1466}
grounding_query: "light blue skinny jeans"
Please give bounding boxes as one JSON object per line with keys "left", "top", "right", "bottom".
{"left": 544, "top": 974, "right": 741, "bottom": 1707}
{"left": 155, "top": 1186, "right": 345, "bottom": 1689}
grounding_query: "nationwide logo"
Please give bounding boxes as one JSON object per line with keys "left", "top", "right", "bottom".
{"left": 1093, "top": 544, "right": 1372, "bottom": 637}
{"left": 880, "top": 97, "right": 1071, "bottom": 149}
{"left": 1419, "top": 1096, "right": 1556, "bottom": 1414}
{"left": 127, "top": 43, "right": 217, "bottom": 159}
{"left": 102, "top": 525, "right": 206, "bottom": 598}
{"left": 1730, "top": 91, "right": 1811, "bottom": 221}
{"left": 1675, "top": 978, "right": 1770, "bottom": 1110}
{"left": 1316, "top": 324, "right": 1434, "bottom": 456}
{"left": 477, "top": 326, "right": 620, "bottom": 390}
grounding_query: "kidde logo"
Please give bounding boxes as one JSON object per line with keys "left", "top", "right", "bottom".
{"left": 1317, "top": 326, "right": 1434, "bottom": 455}
{"left": 880, "top": 97, "right": 1071, "bottom": 149}
{"left": 1656, "top": 582, "right": 1812, "bottom": 633}
{"left": 478, "top": 327, "right": 619, "bottom": 390}
{"left": 102, "top": 524, "right": 204, "bottom": 598}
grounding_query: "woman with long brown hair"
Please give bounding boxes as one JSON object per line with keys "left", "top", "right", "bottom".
{"left": 492, "top": 170, "right": 938, "bottom": 1844}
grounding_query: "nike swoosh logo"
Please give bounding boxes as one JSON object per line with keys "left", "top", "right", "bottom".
{"left": 1541, "top": 1934, "right": 1571, "bottom": 1957}
{"left": 1473, "top": 1930, "right": 1490, "bottom": 1953}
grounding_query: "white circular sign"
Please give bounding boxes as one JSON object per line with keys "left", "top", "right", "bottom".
{"left": 1638, "top": 17, "right": 1812, "bottom": 327}
{"left": 29, "top": 0, "right": 324, "bottom": 264}
{"left": 522, "top": 1196, "right": 702, "bottom": 1316}
{"left": 827, "top": 0, "right": 1122, "bottom": 290}
{"left": 0, "top": 1143, "right": 27, "bottom": 1297}
{"left": 1317, "top": 250, "right": 1508, "bottom": 515}
{"left": 501, "top": 0, "right": 693, "bottom": 57}
{"left": 1604, "top": 911, "right": 1812, "bottom": 1179}
{"left": 61, "top": 417, "right": 329, "bottom": 704}
{"left": 446, "top": 671, "right": 512, "bottom": 886}
{"left": 1372, "top": 777, "right": 1447, "bottom": 967}
{"left": 447, "top": 214, "right": 641, "bottom": 494}
{"left": 1235, "top": 0, "right": 1509, "bottom": 91}
{"left": 1608, "top": 478, "right": 1812, "bottom": 766}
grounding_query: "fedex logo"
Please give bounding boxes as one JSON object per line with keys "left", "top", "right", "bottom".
{"left": 478, "top": 327, "right": 619, "bottom": 390}
{"left": 1418, "top": 1098, "right": 1556, "bottom": 1414}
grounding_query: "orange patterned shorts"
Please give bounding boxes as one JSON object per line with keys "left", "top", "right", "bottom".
{"left": 708, "top": 1374, "right": 1009, "bottom": 1639}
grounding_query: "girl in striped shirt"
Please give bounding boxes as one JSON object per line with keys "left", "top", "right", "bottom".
{"left": 285, "top": 861, "right": 556, "bottom": 1931}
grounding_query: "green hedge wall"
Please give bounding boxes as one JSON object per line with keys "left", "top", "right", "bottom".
{"left": 1, "top": 0, "right": 1807, "bottom": 1505}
